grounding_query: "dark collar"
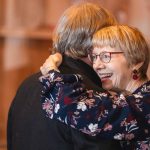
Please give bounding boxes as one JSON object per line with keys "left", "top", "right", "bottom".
{"left": 59, "top": 55, "right": 102, "bottom": 87}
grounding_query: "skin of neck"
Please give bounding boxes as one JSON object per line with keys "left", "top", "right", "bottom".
{"left": 125, "top": 76, "right": 148, "bottom": 93}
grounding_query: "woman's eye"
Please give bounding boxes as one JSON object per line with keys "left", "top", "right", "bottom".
{"left": 92, "top": 55, "right": 97, "bottom": 61}
{"left": 103, "top": 54, "right": 109, "bottom": 58}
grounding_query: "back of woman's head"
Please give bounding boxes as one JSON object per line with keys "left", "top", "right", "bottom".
{"left": 53, "top": 2, "right": 117, "bottom": 59}
{"left": 92, "top": 25, "right": 150, "bottom": 79}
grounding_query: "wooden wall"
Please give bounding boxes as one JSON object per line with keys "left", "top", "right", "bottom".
{"left": 0, "top": 0, "right": 71, "bottom": 147}
{"left": 0, "top": 38, "right": 52, "bottom": 147}
{"left": 0, "top": 0, "right": 150, "bottom": 149}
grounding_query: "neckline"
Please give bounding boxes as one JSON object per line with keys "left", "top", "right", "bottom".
{"left": 132, "top": 80, "right": 150, "bottom": 94}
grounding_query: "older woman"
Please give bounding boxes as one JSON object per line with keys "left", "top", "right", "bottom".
{"left": 40, "top": 25, "right": 150, "bottom": 149}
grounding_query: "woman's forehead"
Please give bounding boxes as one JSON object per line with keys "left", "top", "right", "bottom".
{"left": 92, "top": 46, "right": 118, "bottom": 54}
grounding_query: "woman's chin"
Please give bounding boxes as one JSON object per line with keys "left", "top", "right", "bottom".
{"left": 102, "top": 83, "right": 113, "bottom": 90}
{"left": 101, "top": 78, "right": 113, "bottom": 90}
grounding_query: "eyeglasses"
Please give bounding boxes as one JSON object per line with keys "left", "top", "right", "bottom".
{"left": 90, "top": 51, "right": 124, "bottom": 63}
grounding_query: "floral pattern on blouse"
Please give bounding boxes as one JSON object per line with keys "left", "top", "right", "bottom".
{"left": 39, "top": 70, "right": 150, "bottom": 150}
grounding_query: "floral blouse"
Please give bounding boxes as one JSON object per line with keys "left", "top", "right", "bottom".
{"left": 39, "top": 70, "right": 150, "bottom": 150}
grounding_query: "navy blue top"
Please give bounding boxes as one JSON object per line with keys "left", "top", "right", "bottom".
{"left": 40, "top": 70, "right": 150, "bottom": 150}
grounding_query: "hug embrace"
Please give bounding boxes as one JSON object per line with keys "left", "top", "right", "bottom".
{"left": 40, "top": 25, "right": 150, "bottom": 150}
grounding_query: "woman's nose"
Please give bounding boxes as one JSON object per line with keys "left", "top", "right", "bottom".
{"left": 93, "top": 59, "right": 105, "bottom": 70}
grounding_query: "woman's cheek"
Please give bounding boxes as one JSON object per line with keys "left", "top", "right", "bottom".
{"left": 112, "top": 74, "right": 122, "bottom": 89}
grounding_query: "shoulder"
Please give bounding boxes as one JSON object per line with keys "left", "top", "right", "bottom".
{"left": 13, "top": 72, "right": 42, "bottom": 100}
{"left": 19, "top": 72, "right": 42, "bottom": 89}
{"left": 22, "top": 71, "right": 42, "bottom": 84}
{"left": 9, "top": 72, "right": 42, "bottom": 114}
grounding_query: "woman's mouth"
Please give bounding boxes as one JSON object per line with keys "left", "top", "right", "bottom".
{"left": 98, "top": 73, "right": 113, "bottom": 82}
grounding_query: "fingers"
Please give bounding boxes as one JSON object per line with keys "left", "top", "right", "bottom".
{"left": 40, "top": 65, "right": 60, "bottom": 76}
{"left": 46, "top": 53, "right": 62, "bottom": 67}
{"left": 40, "top": 53, "right": 62, "bottom": 75}
{"left": 51, "top": 53, "right": 62, "bottom": 67}
{"left": 40, "top": 66, "right": 52, "bottom": 76}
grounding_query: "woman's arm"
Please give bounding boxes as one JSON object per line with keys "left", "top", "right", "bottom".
{"left": 39, "top": 69, "right": 150, "bottom": 141}
{"left": 39, "top": 54, "right": 150, "bottom": 140}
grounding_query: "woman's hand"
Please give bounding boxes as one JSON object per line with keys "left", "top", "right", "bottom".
{"left": 40, "top": 53, "right": 62, "bottom": 75}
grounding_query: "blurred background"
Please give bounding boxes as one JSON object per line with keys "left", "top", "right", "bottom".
{"left": 0, "top": 0, "right": 150, "bottom": 149}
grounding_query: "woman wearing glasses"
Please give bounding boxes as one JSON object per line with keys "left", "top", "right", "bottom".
{"left": 40, "top": 25, "right": 150, "bottom": 149}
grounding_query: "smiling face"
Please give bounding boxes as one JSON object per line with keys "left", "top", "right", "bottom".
{"left": 92, "top": 46, "right": 133, "bottom": 90}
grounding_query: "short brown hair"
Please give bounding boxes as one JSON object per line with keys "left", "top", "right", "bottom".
{"left": 92, "top": 25, "right": 150, "bottom": 79}
{"left": 52, "top": 2, "right": 117, "bottom": 59}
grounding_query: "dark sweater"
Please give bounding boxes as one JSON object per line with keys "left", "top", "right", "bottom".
{"left": 7, "top": 56, "right": 121, "bottom": 150}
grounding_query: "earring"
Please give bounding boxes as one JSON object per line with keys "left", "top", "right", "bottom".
{"left": 132, "top": 69, "right": 138, "bottom": 80}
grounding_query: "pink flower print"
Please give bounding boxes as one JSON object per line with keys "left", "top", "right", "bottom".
{"left": 85, "top": 99, "right": 95, "bottom": 108}
{"left": 140, "top": 142, "right": 149, "bottom": 150}
{"left": 103, "top": 123, "right": 113, "bottom": 131}
{"left": 42, "top": 99, "right": 53, "bottom": 118}
{"left": 87, "top": 90, "right": 94, "bottom": 98}
{"left": 124, "top": 133, "right": 135, "bottom": 140}
{"left": 42, "top": 99, "right": 52, "bottom": 112}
